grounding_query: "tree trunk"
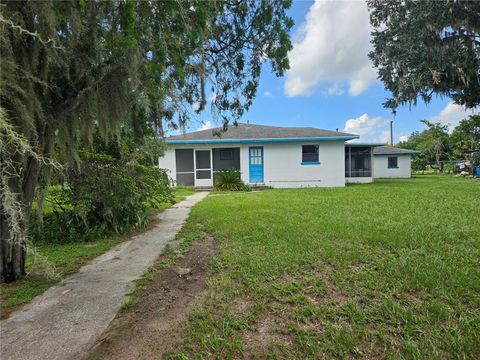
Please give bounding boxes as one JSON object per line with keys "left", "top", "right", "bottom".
{"left": 436, "top": 153, "right": 441, "bottom": 173}
{"left": 0, "top": 177, "right": 26, "bottom": 283}
{"left": 0, "top": 217, "right": 26, "bottom": 283}
{"left": 0, "top": 156, "right": 40, "bottom": 283}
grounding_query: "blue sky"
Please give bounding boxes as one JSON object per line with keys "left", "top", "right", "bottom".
{"left": 183, "top": 0, "right": 477, "bottom": 144}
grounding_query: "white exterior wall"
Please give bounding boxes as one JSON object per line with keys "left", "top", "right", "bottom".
{"left": 346, "top": 177, "right": 373, "bottom": 184}
{"left": 374, "top": 155, "right": 412, "bottom": 178}
{"left": 259, "top": 141, "right": 345, "bottom": 188}
{"left": 239, "top": 145, "right": 249, "bottom": 184}
{"left": 158, "top": 140, "right": 346, "bottom": 188}
{"left": 158, "top": 148, "right": 176, "bottom": 183}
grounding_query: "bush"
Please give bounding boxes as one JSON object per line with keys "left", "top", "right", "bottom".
{"left": 214, "top": 169, "right": 250, "bottom": 191}
{"left": 472, "top": 151, "right": 480, "bottom": 167}
{"left": 30, "top": 151, "right": 173, "bottom": 243}
{"left": 411, "top": 154, "right": 428, "bottom": 173}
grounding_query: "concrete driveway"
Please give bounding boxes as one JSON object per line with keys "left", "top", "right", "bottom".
{"left": 0, "top": 191, "right": 209, "bottom": 360}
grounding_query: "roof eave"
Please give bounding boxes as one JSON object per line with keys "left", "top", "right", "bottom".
{"left": 345, "top": 142, "right": 387, "bottom": 147}
{"left": 374, "top": 151, "right": 420, "bottom": 155}
{"left": 165, "top": 135, "right": 359, "bottom": 145}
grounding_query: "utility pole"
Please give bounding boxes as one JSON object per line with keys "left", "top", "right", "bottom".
{"left": 390, "top": 120, "right": 393, "bottom": 146}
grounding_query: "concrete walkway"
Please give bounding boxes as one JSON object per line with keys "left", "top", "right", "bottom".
{"left": 0, "top": 192, "right": 209, "bottom": 360}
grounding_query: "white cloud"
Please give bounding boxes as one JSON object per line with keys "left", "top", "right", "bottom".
{"left": 379, "top": 130, "right": 391, "bottom": 144}
{"left": 344, "top": 113, "right": 390, "bottom": 143}
{"left": 429, "top": 102, "right": 478, "bottom": 130}
{"left": 325, "top": 83, "right": 345, "bottom": 96}
{"left": 197, "top": 121, "right": 212, "bottom": 131}
{"left": 263, "top": 90, "right": 274, "bottom": 98}
{"left": 399, "top": 135, "right": 409, "bottom": 143}
{"left": 284, "top": 0, "right": 376, "bottom": 97}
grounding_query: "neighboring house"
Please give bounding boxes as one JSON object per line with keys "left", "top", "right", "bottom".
{"left": 159, "top": 123, "right": 416, "bottom": 188}
{"left": 373, "top": 146, "right": 419, "bottom": 178}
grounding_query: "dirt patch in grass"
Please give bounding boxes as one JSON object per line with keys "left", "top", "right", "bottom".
{"left": 84, "top": 233, "right": 218, "bottom": 360}
{"left": 241, "top": 310, "right": 294, "bottom": 359}
{"left": 229, "top": 294, "right": 255, "bottom": 316}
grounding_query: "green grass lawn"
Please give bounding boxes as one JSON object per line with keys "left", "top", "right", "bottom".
{"left": 171, "top": 176, "right": 480, "bottom": 359}
{"left": 0, "top": 186, "right": 196, "bottom": 318}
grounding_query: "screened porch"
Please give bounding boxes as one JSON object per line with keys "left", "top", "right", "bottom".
{"left": 174, "top": 147, "right": 241, "bottom": 187}
{"left": 345, "top": 146, "right": 373, "bottom": 178}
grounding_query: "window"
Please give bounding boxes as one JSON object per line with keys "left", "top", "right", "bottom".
{"left": 219, "top": 149, "right": 233, "bottom": 160}
{"left": 302, "top": 145, "right": 319, "bottom": 163}
{"left": 250, "top": 147, "right": 263, "bottom": 164}
{"left": 388, "top": 156, "right": 398, "bottom": 168}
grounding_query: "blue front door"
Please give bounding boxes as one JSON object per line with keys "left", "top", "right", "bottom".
{"left": 249, "top": 147, "right": 264, "bottom": 183}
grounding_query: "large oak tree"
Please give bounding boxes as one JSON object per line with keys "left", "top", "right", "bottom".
{"left": 0, "top": 0, "right": 293, "bottom": 283}
{"left": 368, "top": 0, "right": 480, "bottom": 111}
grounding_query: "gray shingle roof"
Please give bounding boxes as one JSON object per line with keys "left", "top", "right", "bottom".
{"left": 373, "top": 146, "right": 420, "bottom": 155}
{"left": 166, "top": 123, "right": 357, "bottom": 143}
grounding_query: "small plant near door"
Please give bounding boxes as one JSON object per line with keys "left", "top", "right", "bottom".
{"left": 214, "top": 169, "right": 250, "bottom": 191}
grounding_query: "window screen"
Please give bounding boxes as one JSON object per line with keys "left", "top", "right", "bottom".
{"left": 302, "top": 145, "right": 319, "bottom": 162}
{"left": 175, "top": 149, "right": 194, "bottom": 172}
{"left": 388, "top": 156, "right": 398, "bottom": 168}
{"left": 213, "top": 148, "right": 240, "bottom": 171}
{"left": 354, "top": 157, "right": 365, "bottom": 170}
{"left": 219, "top": 150, "right": 233, "bottom": 160}
{"left": 176, "top": 173, "right": 194, "bottom": 186}
{"left": 175, "top": 149, "right": 194, "bottom": 185}
{"left": 196, "top": 170, "right": 211, "bottom": 179}
{"left": 345, "top": 146, "right": 372, "bottom": 177}
{"left": 195, "top": 150, "right": 211, "bottom": 169}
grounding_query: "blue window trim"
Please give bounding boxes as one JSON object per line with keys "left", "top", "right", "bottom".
{"left": 166, "top": 136, "right": 358, "bottom": 145}
{"left": 301, "top": 161, "right": 320, "bottom": 165}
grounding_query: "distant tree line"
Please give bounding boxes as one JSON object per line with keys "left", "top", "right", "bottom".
{"left": 398, "top": 115, "right": 480, "bottom": 173}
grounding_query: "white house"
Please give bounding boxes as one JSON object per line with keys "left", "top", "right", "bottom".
{"left": 159, "top": 123, "right": 416, "bottom": 188}
{"left": 373, "top": 146, "right": 419, "bottom": 178}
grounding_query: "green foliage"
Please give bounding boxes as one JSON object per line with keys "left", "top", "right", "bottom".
{"left": 368, "top": 0, "right": 480, "bottom": 110}
{"left": 31, "top": 152, "right": 172, "bottom": 244}
{"left": 472, "top": 151, "right": 480, "bottom": 167}
{"left": 214, "top": 169, "right": 250, "bottom": 192}
{"left": 399, "top": 120, "right": 451, "bottom": 169}
{"left": 89, "top": 129, "right": 166, "bottom": 168}
{"left": 450, "top": 115, "right": 480, "bottom": 159}
{"left": 400, "top": 115, "right": 480, "bottom": 172}
{"left": 411, "top": 155, "right": 428, "bottom": 173}
{"left": 1, "top": 0, "right": 293, "bottom": 281}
